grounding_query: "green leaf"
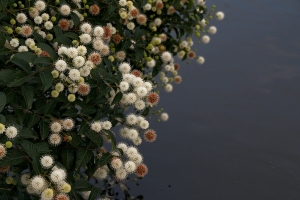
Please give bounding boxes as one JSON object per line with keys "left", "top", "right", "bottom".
{"left": 10, "top": 56, "right": 31, "bottom": 73}
{"left": 64, "top": 32, "right": 79, "bottom": 40}
{"left": 0, "top": 32, "right": 6, "bottom": 47}
{"left": 0, "top": 114, "right": 6, "bottom": 123}
{"left": 0, "top": 48, "right": 11, "bottom": 56}
{"left": 39, "top": 120, "right": 50, "bottom": 140}
{"left": 98, "top": 152, "right": 113, "bottom": 166}
{"left": 0, "top": 149, "right": 26, "bottom": 167}
{"left": 62, "top": 149, "right": 75, "bottom": 170}
{"left": 53, "top": 26, "right": 63, "bottom": 37}
{"left": 75, "top": 148, "right": 93, "bottom": 171}
{"left": 21, "top": 85, "right": 34, "bottom": 109}
{"left": 78, "top": 121, "right": 89, "bottom": 135}
{"left": 74, "top": 180, "right": 93, "bottom": 191}
{"left": 54, "top": 36, "right": 72, "bottom": 46}
{"left": 69, "top": 131, "right": 81, "bottom": 147}
{"left": 13, "top": 52, "right": 36, "bottom": 63}
{"left": 111, "top": 92, "right": 123, "bottom": 105}
{"left": 85, "top": 130, "right": 103, "bottom": 147}
{"left": 33, "top": 57, "right": 53, "bottom": 66}
{"left": 62, "top": 107, "right": 78, "bottom": 117}
{"left": 39, "top": 69, "right": 53, "bottom": 92}
{"left": 32, "top": 156, "right": 42, "bottom": 174}
{"left": 35, "top": 142, "right": 50, "bottom": 154}
{"left": 33, "top": 32, "right": 45, "bottom": 43}
{"left": 70, "top": 12, "right": 80, "bottom": 27}
{"left": 0, "top": 69, "right": 14, "bottom": 84}
{"left": 88, "top": 187, "right": 99, "bottom": 200}
{"left": 7, "top": 76, "right": 31, "bottom": 87}
{"left": 36, "top": 43, "right": 58, "bottom": 60}
{"left": 103, "top": 130, "right": 116, "bottom": 150}
{"left": 19, "top": 140, "right": 39, "bottom": 158}
{"left": 0, "top": 92, "right": 6, "bottom": 112}
{"left": 19, "top": 128, "right": 38, "bottom": 139}
{"left": 81, "top": 105, "right": 96, "bottom": 116}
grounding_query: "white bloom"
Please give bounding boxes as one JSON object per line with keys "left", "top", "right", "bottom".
{"left": 132, "top": 77, "right": 143, "bottom": 87}
{"left": 50, "top": 170, "right": 64, "bottom": 183}
{"left": 73, "top": 56, "right": 85, "bottom": 68}
{"left": 128, "top": 129, "right": 138, "bottom": 140}
{"left": 165, "top": 65, "right": 171, "bottom": 71}
{"left": 55, "top": 60, "right": 67, "bottom": 72}
{"left": 134, "top": 100, "right": 145, "bottom": 110}
{"left": 160, "top": 112, "right": 169, "bottom": 121}
{"left": 126, "top": 114, "right": 137, "bottom": 125}
{"left": 80, "top": 66, "right": 91, "bottom": 77}
{"left": 197, "top": 56, "right": 205, "bottom": 64}
{"left": 119, "top": 0, "right": 127, "bottom": 6}
{"left": 202, "top": 35, "right": 210, "bottom": 44}
{"left": 146, "top": 59, "right": 156, "bottom": 68}
{"left": 117, "top": 142, "right": 128, "bottom": 153}
{"left": 38, "top": 30, "right": 46, "bottom": 38}
{"left": 198, "top": 0, "right": 205, "bottom": 5}
{"left": 5, "top": 126, "right": 18, "bottom": 139}
{"left": 35, "top": 0, "right": 46, "bottom": 11}
{"left": 41, "top": 188, "right": 54, "bottom": 200}
{"left": 161, "top": 51, "right": 172, "bottom": 63}
{"left": 115, "top": 168, "right": 127, "bottom": 181}
{"left": 126, "top": 146, "right": 138, "bottom": 157}
{"left": 58, "top": 46, "right": 67, "bottom": 56}
{"left": 129, "top": 153, "right": 143, "bottom": 164}
{"left": 92, "top": 38, "right": 103, "bottom": 50}
{"left": 127, "top": 22, "right": 135, "bottom": 30}
{"left": 216, "top": 11, "right": 225, "bottom": 20}
{"left": 84, "top": 60, "right": 94, "bottom": 69}
{"left": 111, "top": 158, "right": 123, "bottom": 169}
{"left": 139, "top": 120, "right": 149, "bottom": 129}
{"left": 68, "top": 69, "right": 81, "bottom": 81}
{"left": 50, "top": 122, "right": 62, "bottom": 133}
{"left": 48, "top": 133, "right": 62, "bottom": 146}
{"left": 122, "top": 73, "right": 134, "bottom": 83}
{"left": 67, "top": 47, "right": 78, "bottom": 58}
{"left": 16, "top": 13, "right": 27, "bottom": 23}
{"left": 25, "top": 38, "right": 35, "bottom": 46}
{"left": 10, "top": 39, "right": 19, "bottom": 48}
{"left": 133, "top": 136, "right": 142, "bottom": 145}
{"left": 73, "top": 0, "right": 82, "bottom": 3}
{"left": 208, "top": 26, "right": 217, "bottom": 34}
{"left": 79, "top": 34, "right": 92, "bottom": 44}
{"left": 34, "top": 16, "right": 43, "bottom": 24}
{"left": 119, "top": 127, "right": 130, "bottom": 138}
{"left": 55, "top": 83, "right": 64, "bottom": 92}
{"left": 200, "top": 19, "right": 206, "bottom": 27}
{"left": 102, "top": 121, "right": 112, "bottom": 130}
{"left": 136, "top": 86, "right": 148, "bottom": 97}
{"left": 68, "top": 83, "right": 78, "bottom": 93}
{"left": 60, "top": 5, "right": 71, "bottom": 16}
{"left": 143, "top": 3, "right": 152, "bottom": 10}
{"left": 62, "top": 118, "right": 74, "bottom": 130}
{"left": 124, "top": 161, "right": 136, "bottom": 173}
{"left": 40, "top": 155, "right": 54, "bottom": 169}
{"left": 44, "top": 21, "right": 53, "bottom": 30}
{"left": 81, "top": 191, "right": 91, "bottom": 200}
{"left": 164, "top": 83, "right": 173, "bottom": 92}
{"left": 18, "top": 45, "right": 28, "bottom": 52}
{"left": 93, "top": 26, "right": 104, "bottom": 37}
{"left": 80, "top": 23, "right": 92, "bottom": 34}
{"left": 91, "top": 122, "right": 102, "bottom": 132}
{"left": 93, "top": 168, "right": 107, "bottom": 179}
{"left": 154, "top": 18, "right": 162, "bottom": 26}
{"left": 143, "top": 82, "right": 153, "bottom": 92}
{"left": 118, "top": 62, "right": 131, "bottom": 74}
{"left": 77, "top": 45, "right": 87, "bottom": 56}
{"left": 41, "top": 13, "right": 49, "bottom": 21}
{"left": 126, "top": 93, "right": 137, "bottom": 104}
{"left": 21, "top": 173, "right": 31, "bottom": 185}
{"left": 162, "top": 77, "right": 169, "bottom": 84}
{"left": 31, "top": 175, "right": 46, "bottom": 191}
{"left": 119, "top": 81, "right": 129, "bottom": 92}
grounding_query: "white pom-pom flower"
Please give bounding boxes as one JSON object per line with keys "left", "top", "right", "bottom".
{"left": 68, "top": 69, "right": 81, "bottom": 81}
{"left": 21, "top": 173, "right": 31, "bottom": 185}
{"left": 55, "top": 60, "right": 67, "bottom": 72}
{"left": 216, "top": 11, "right": 225, "bottom": 20}
{"left": 10, "top": 39, "right": 19, "bottom": 48}
{"left": 5, "top": 126, "right": 18, "bottom": 139}
{"left": 202, "top": 35, "right": 210, "bottom": 44}
{"left": 93, "top": 168, "right": 108, "bottom": 179}
{"left": 80, "top": 23, "right": 92, "bottom": 34}
{"left": 40, "top": 155, "right": 54, "bottom": 169}
{"left": 160, "top": 112, "right": 169, "bottom": 121}
{"left": 91, "top": 122, "right": 102, "bottom": 132}
{"left": 197, "top": 56, "right": 205, "bottom": 65}
{"left": 118, "top": 62, "right": 131, "bottom": 74}
{"left": 16, "top": 13, "right": 27, "bottom": 23}
{"left": 111, "top": 158, "right": 123, "bottom": 169}
{"left": 115, "top": 168, "right": 127, "bottom": 181}
{"left": 60, "top": 5, "right": 71, "bottom": 16}
{"left": 124, "top": 161, "right": 136, "bottom": 173}
{"left": 79, "top": 34, "right": 92, "bottom": 44}
{"left": 93, "top": 26, "right": 104, "bottom": 37}
{"left": 126, "top": 114, "right": 137, "bottom": 125}
{"left": 30, "top": 175, "right": 46, "bottom": 191}
{"left": 34, "top": 0, "right": 46, "bottom": 11}
{"left": 208, "top": 26, "right": 217, "bottom": 34}
{"left": 50, "top": 122, "right": 62, "bottom": 133}
{"left": 102, "top": 121, "right": 112, "bottom": 130}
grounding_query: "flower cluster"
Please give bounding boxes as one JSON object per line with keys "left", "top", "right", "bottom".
{"left": 0, "top": 0, "right": 224, "bottom": 199}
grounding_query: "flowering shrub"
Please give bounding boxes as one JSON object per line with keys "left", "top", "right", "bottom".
{"left": 0, "top": 0, "right": 223, "bottom": 199}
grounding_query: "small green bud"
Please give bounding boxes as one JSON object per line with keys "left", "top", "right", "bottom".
{"left": 55, "top": 0, "right": 60, "bottom": 3}
{"left": 18, "top": 1, "right": 22, "bottom": 4}
{"left": 51, "top": 70, "right": 59, "bottom": 78}
{"left": 68, "top": 136, "right": 72, "bottom": 141}
{"left": 5, "top": 141, "right": 12, "bottom": 148}
{"left": 157, "top": 10, "right": 162, "bottom": 15}
{"left": 5, "top": 177, "right": 13, "bottom": 184}
{"left": 12, "top": 180, "right": 17, "bottom": 185}
{"left": 85, "top": 5, "right": 89, "bottom": 9}
{"left": 13, "top": 3, "right": 17, "bottom": 7}
{"left": 20, "top": 4, "right": 25, "bottom": 8}
{"left": 83, "top": 0, "right": 87, "bottom": 3}
{"left": 83, "top": 13, "right": 87, "bottom": 17}
{"left": 51, "top": 16, "right": 56, "bottom": 22}
{"left": 46, "top": 34, "right": 53, "bottom": 41}
{"left": 155, "top": 56, "right": 159, "bottom": 60}
{"left": 10, "top": 19, "right": 16, "bottom": 25}
{"left": 7, "top": 28, "right": 13, "bottom": 34}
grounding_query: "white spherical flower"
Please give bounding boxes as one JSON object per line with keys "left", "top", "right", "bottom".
{"left": 164, "top": 83, "right": 173, "bottom": 92}
{"left": 133, "top": 136, "right": 142, "bottom": 145}
{"left": 68, "top": 69, "right": 81, "bottom": 81}
{"left": 126, "top": 146, "right": 138, "bottom": 157}
{"left": 93, "top": 168, "right": 107, "bottom": 179}
{"left": 198, "top": 0, "right": 205, "bottom": 5}
{"left": 18, "top": 45, "right": 29, "bottom": 52}
{"left": 117, "top": 142, "right": 128, "bottom": 153}
{"left": 216, "top": 11, "right": 225, "bottom": 20}
{"left": 146, "top": 59, "right": 156, "bottom": 68}
{"left": 50, "top": 170, "right": 64, "bottom": 183}
{"left": 34, "top": 16, "right": 43, "bottom": 24}
{"left": 122, "top": 73, "right": 134, "bottom": 83}
{"left": 129, "top": 153, "right": 143, "bottom": 164}
{"left": 119, "top": 127, "right": 130, "bottom": 138}
{"left": 16, "top": 13, "right": 27, "bottom": 23}
{"left": 60, "top": 5, "right": 71, "bottom": 16}
{"left": 200, "top": 19, "right": 206, "bottom": 27}
{"left": 40, "top": 155, "right": 54, "bottom": 169}
{"left": 126, "top": 114, "right": 137, "bottom": 125}
{"left": 79, "top": 34, "right": 92, "bottom": 44}
{"left": 50, "top": 122, "right": 62, "bottom": 133}
{"left": 73, "top": 56, "right": 85, "bottom": 68}
{"left": 124, "top": 161, "right": 136, "bottom": 173}
{"left": 58, "top": 46, "right": 67, "bottom": 56}
{"left": 119, "top": 0, "right": 127, "bottom": 6}
{"left": 81, "top": 191, "right": 91, "bottom": 200}
{"left": 202, "top": 35, "right": 210, "bottom": 44}
{"left": 115, "top": 168, "right": 127, "bottom": 181}
{"left": 55, "top": 82, "right": 64, "bottom": 92}
{"left": 67, "top": 47, "right": 79, "bottom": 58}
{"left": 41, "top": 13, "right": 49, "bottom": 21}
{"left": 208, "top": 26, "right": 217, "bottom": 34}
{"left": 127, "top": 22, "right": 135, "bottom": 30}
{"left": 197, "top": 56, "right": 205, "bottom": 65}
{"left": 10, "top": 39, "right": 19, "bottom": 48}
{"left": 92, "top": 38, "right": 104, "bottom": 51}
{"left": 48, "top": 133, "right": 62, "bottom": 146}
{"left": 128, "top": 129, "right": 138, "bottom": 140}
{"left": 84, "top": 60, "right": 94, "bottom": 69}
{"left": 80, "top": 66, "right": 91, "bottom": 77}
{"left": 91, "top": 122, "right": 102, "bottom": 132}
{"left": 55, "top": 60, "right": 67, "bottom": 72}
{"left": 5, "top": 126, "right": 18, "bottom": 139}
{"left": 41, "top": 188, "right": 54, "bottom": 200}
{"left": 118, "top": 62, "right": 131, "bottom": 74}
{"left": 126, "top": 93, "right": 137, "bottom": 104}
{"left": 21, "top": 173, "right": 31, "bottom": 185}
{"left": 143, "top": 82, "right": 153, "bottom": 92}
{"left": 31, "top": 175, "right": 46, "bottom": 191}
{"left": 162, "top": 77, "right": 169, "bottom": 84}
{"left": 136, "top": 86, "right": 148, "bottom": 97}
{"left": 134, "top": 100, "right": 145, "bottom": 111}
{"left": 68, "top": 83, "right": 78, "bottom": 93}
{"left": 35, "top": 0, "right": 46, "bottom": 11}
{"left": 80, "top": 23, "right": 92, "bottom": 34}
{"left": 154, "top": 18, "right": 162, "bottom": 26}
{"left": 119, "top": 81, "right": 129, "bottom": 92}
{"left": 77, "top": 45, "right": 87, "bottom": 56}
{"left": 38, "top": 30, "right": 46, "bottom": 38}
{"left": 93, "top": 26, "right": 104, "bottom": 37}
{"left": 102, "top": 121, "right": 112, "bottom": 130}
{"left": 44, "top": 21, "right": 53, "bottom": 30}
{"left": 139, "top": 120, "right": 149, "bottom": 129}
{"left": 132, "top": 77, "right": 144, "bottom": 87}
{"left": 160, "top": 112, "right": 169, "bottom": 121}
{"left": 62, "top": 118, "right": 74, "bottom": 130}
{"left": 143, "top": 3, "right": 152, "bottom": 10}
{"left": 161, "top": 51, "right": 172, "bottom": 63}
{"left": 73, "top": 0, "right": 82, "bottom": 3}
{"left": 111, "top": 158, "right": 123, "bottom": 169}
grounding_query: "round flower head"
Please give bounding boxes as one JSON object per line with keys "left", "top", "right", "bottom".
{"left": 62, "top": 118, "right": 75, "bottom": 130}
{"left": 135, "top": 163, "right": 148, "bottom": 178}
{"left": 139, "top": 120, "right": 149, "bottom": 129}
{"left": 143, "top": 81, "right": 153, "bottom": 92}
{"left": 197, "top": 56, "right": 205, "bottom": 65}
{"left": 77, "top": 45, "right": 87, "bottom": 56}
{"left": 60, "top": 5, "right": 71, "bottom": 16}
{"left": 116, "top": 51, "right": 126, "bottom": 61}
{"left": 174, "top": 75, "right": 182, "bottom": 84}
{"left": 111, "top": 157, "right": 123, "bottom": 169}
{"left": 128, "top": 129, "right": 138, "bottom": 140}
{"left": 41, "top": 188, "right": 54, "bottom": 199}
{"left": 117, "top": 142, "right": 128, "bottom": 153}
{"left": 126, "top": 146, "right": 138, "bottom": 157}
{"left": 68, "top": 84, "right": 78, "bottom": 94}
{"left": 55, "top": 59, "right": 67, "bottom": 72}
{"left": 161, "top": 51, "right": 172, "bottom": 63}
{"left": 44, "top": 21, "right": 54, "bottom": 30}
{"left": 80, "top": 66, "right": 91, "bottom": 77}
{"left": 160, "top": 113, "right": 169, "bottom": 121}
{"left": 93, "top": 167, "right": 108, "bottom": 180}
{"left": 67, "top": 47, "right": 78, "bottom": 58}
{"left": 102, "top": 121, "right": 112, "bottom": 130}
{"left": 48, "top": 133, "right": 62, "bottom": 146}
{"left": 0, "top": 123, "right": 6, "bottom": 134}
{"left": 136, "top": 87, "right": 148, "bottom": 97}
{"left": 41, "top": 13, "right": 49, "bottom": 21}
{"left": 146, "top": 59, "right": 156, "bottom": 68}
{"left": 80, "top": 23, "right": 92, "bottom": 34}
{"left": 99, "top": 45, "right": 110, "bottom": 56}
{"left": 126, "top": 93, "right": 137, "bottom": 104}
{"left": 208, "top": 26, "right": 217, "bottom": 34}
{"left": 216, "top": 11, "right": 225, "bottom": 20}
{"left": 68, "top": 69, "right": 81, "bottom": 81}
{"left": 50, "top": 121, "right": 62, "bottom": 133}
{"left": 16, "top": 13, "right": 27, "bottom": 23}
{"left": 77, "top": 83, "right": 91, "bottom": 96}
{"left": 31, "top": 175, "right": 46, "bottom": 191}
{"left": 88, "top": 52, "right": 102, "bottom": 65}
{"left": 119, "top": 127, "right": 130, "bottom": 138}
{"left": 156, "top": 0, "right": 164, "bottom": 9}
{"left": 118, "top": 62, "right": 131, "bottom": 74}
{"left": 143, "top": 3, "right": 152, "bottom": 11}
{"left": 58, "top": 19, "right": 69, "bottom": 31}
{"left": 20, "top": 25, "right": 33, "bottom": 37}
{"left": 164, "top": 84, "right": 173, "bottom": 92}
{"left": 146, "top": 92, "right": 159, "bottom": 106}
{"left": 103, "top": 26, "right": 112, "bottom": 40}
{"left": 21, "top": 173, "right": 31, "bottom": 185}
{"left": 50, "top": 170, "right": 64, "bottom": 183}
{"left": 5, "top": 126, "right": 18, "bottom": 139}
{"left": 126, "top": 114, "right": 137, "bottom": 125}
{"left": 144, "top": 129, "right": 157, "bottom": 142}
{"left": 89, "top": 4, "right": 100, "bottom": 15}
{"left": 124, "top": 161, "right": 136, "bottom": 173}
{"left": 168, "top": 6, "right": 176, "bottom": 14}
{"left": 136, "top": 14, "right": 147, "bottom": 25}
{"left": 0, "top": 144, "right": 7, "bottom": 159}
{"left": 134, "top": 100, "right": 145, "bottom": 111}
{"left": 79, "top": 33, "right": 92, "bottom": 44}
{"left": 55, "top": 194, "right": 70, "bottom": 200}
{"left": 73, "top": 56, "right": 85, "bottom": 68}
{"left": 127, "top": 22, "right": 135, "bottom": 30}
{"left": 202, "top": 35, "right": 210, "bottom": 44}
{"left": 187, "top": 51, "right": 196, "bottom": 59}
{"left": 115, "top": 168, "right": 127, "bottom": 181}
{"left": 34, "top": 16, "right": 43, "bottom": 25}
{"left": 18, "top": 46, "right": 29, "bottom": 52}
{"left": 91, "top": 122, "right": 102, "bottom": 132}
{"left": 40, "top": 155, "right": 54, "bottom": 169}
{"left": 119, "top": 81, "right": 129, "bottom": 92}
{"left": 131, "top": 69, "right": 142, "bottom": 78}
{"left": 93, "top": 26, "right": 104, "bottom": 37}
{"left": 92, "top": 38, "right": 104, "bottom": 51}
{"left": 35, "top": 0, "right": 46, "bottom": 11}
{"left": 130, "top": 153, "right": 143, "bottom": 164}
{"left": 112, "top": 34, "right": 122, "bottom": 44}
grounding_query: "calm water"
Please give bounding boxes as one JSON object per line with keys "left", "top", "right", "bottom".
{"left": 129, "top": 0, "right": 300, "bottom": 199}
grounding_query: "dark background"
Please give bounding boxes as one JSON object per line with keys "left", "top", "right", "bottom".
{"left": 129, "top": 0, "right": 300, "bottom": 199}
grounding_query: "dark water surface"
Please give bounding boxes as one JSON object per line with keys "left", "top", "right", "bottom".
{"left": 129, "top": 0, "right": 300, "bottom": 199}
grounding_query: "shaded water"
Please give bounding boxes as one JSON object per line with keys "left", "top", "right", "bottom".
{"left": 128, "top": 0, "right": 300, "bottom": 199}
